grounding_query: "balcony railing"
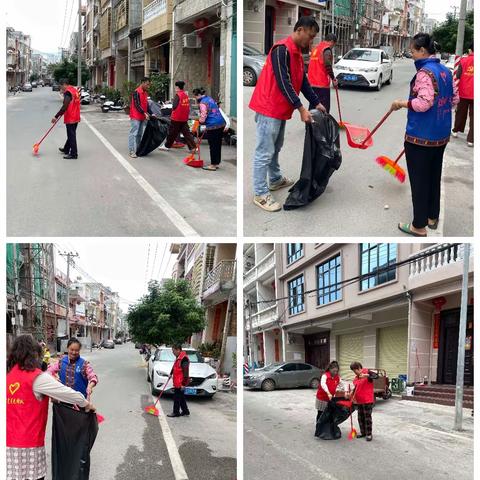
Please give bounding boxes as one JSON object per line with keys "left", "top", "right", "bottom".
{"left": 143, "top": 0, "right": 167, "bottom": 23}
{"left": 244, "top": 250, "right": 275, "bottom": 287}
{"left": 409, "top": 243, "right": 473, "bottom": 277}
{"left": 203, "top": 260, "right": 236, "bottom": 293}
{"left": 249, "top": 304, "right": 277, "bottom": 330}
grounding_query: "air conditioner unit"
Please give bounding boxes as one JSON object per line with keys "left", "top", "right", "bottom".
{"left": 183, "top": 34, "right": 201, "bottom": 49}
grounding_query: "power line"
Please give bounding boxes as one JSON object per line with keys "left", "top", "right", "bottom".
{"left": 59, "top": 0, "right": 70, "bottom": 49}
{"left": 144, "top": 243, "right": 151, "bottom": 290}
{"left": 63, "top": 0, "right": 77, "bottom": 48}
{"left": 150, "top": 243, "right": 159, "bottom": 281}
{"left": 156, "top": 243, "right": 168, "bottom": 280}
{"left": 159, "top": 243, "right": 173, "bottom": 281}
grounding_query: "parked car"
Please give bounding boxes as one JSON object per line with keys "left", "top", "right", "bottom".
{"left": 243, "top": 44, "right": 266, "bottom": 87}
{"left": 148, "top": 347, "right": 218, "bottom": 397}
{"left": 31, "top": 81, "right": 38, "bottom": 88}
{"left": 52, "top": 82, "right": 60, "bottom": 91}
{"left": 244, "top": 362, "right": 321, "bottom": 391}
{"left": 134, "top": 342, "right": 143, "bottom": 349}
{"left": 113, "top": 338, "right": 123, "bottom": 345}
{"left": 334, "top": 48, "right": 393, "bottom": 91}
{"left": 104, "top": 340, "right": 115, "bottom": 349}
{"left": 22, "top": 83, "right": 33, "bottom": 92}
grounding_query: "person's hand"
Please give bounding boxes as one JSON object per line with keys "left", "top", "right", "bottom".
{"left": 332, "top": 78, "right": 339, "bottom": 87}
{"left": 180, "top": 386, "right": 185, "bottom": 391}
{"left": 316, "top": 103, "right": 327, "bottom": 113}
{"left": 391, "top": 100, "right": 406, "bottom": 111}
{"left": 51, "top": 117, "right": 57, "bottom": 124}
{"left": 299, "top": 107, "right": 313, "bottom": 123}
{"left": 85, "top": 401, "right": 96, "bottom": 412}
{"left": 145, "top": 113, "right": 150, "bottom": 120}
{"left": 327, "top": 393, "right": 333, "bottom": 401}
{"left": 224, "top": 126, "right": 229, "bottom": 133}
{"left": 86, "top": 382, "right": 95, "bottom": 396}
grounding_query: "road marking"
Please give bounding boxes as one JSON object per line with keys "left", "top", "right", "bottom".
{"left": 412, "top": 423, "right": 473, "bottom": 442}
{"left": 245, "top": 424, "right": 340, "bottom": 480}
{"left": 82, "top": 116, "right": 199, "bottom": 237}
{"left": 154, "top": 397, "right": 189, "bottom": 480}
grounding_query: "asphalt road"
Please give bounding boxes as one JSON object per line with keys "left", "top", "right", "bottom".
{"left": 244, "top": 389, "right": 473, "bottom": 480}
{"left": 44, "top": 343, "right": 236, "bottom": 480}
{"left": 7, "top": 87, "right": 236, "bottom": 236}
{"left": 243, "top": 58, "right": 473, "bottom": 237}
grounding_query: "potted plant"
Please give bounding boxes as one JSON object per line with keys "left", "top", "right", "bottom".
{"left": 121, "top": 80, "right": 137, "bottom": 115}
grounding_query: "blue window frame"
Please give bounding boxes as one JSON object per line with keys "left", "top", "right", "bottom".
{"left": 317, "top": 254, "right": 342, "bottom": 305}
{"left": 288, "top": 275, "right": 305, "bottom": 315}
{"left": 360, "top": 243, "right": 397, "bottom": 291}
{"left": 287, "top": 243, "right": 303, "bottom": 264}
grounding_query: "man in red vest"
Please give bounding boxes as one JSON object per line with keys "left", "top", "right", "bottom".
{"left": 159, "top": 80, "right": 197, "bottom": 153}
{"left": 52, "top": 78, "right": 81, "bottom": 159}
{"left": 307, "top": 33, "right": 338, "bottom": 113}
{"left": 167, "top": 344, "right": 191, "bottom": 418}
{"left": 129, "top": 77, "right": 152, "bottom": 158}
{"left": 452, "top": 44, "right": 474, "bottom": 146}
{"left": 249, "top": 16, "right": 326, "bottom": 212}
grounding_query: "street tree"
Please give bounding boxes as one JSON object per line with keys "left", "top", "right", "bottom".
{"left": 52, "top": 57, "right": 90, "bottom": 86}
{"left": 433, "top": 10, "right": 474, "bottom": 53}
{"left": 127, "top": 279, "right": 205, "bottom": 346}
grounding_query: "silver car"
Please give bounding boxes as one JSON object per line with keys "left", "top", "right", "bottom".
{"left": 243, "top": 44, "right": 266, "bottom": 87}
{"left": 244, "top": 362, "right": 321, "bottom": 391}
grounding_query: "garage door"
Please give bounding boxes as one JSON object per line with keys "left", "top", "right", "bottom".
{"left": 338, "top": 332, "right": 363, "bottom": 380}
{"left": 377, "top": 324, "right": 408, "bottom": 379}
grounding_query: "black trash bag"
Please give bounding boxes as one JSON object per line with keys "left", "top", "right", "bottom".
{"left": 314, "top": 398, "right": 351, "bottom": 440}
{"left": 136, "top": 117, "right": 170, "bottom": 157}
{"left": 283, "top": 110, "right": 342, "bottom": 210}
{"left": 52, "top": 402, "right": 99, "bottom": 480}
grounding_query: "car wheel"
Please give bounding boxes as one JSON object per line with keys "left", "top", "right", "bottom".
{"left": 376, "top": 74, "right": 383, "bottom": 91}
{"left": 386, "top": 70, "right": 393, "bottom": 85}
{"left": 151, "top": 381, "right": 160, "bottom": 396}
{"left": 243, "top": 67, "right": 257, "bottom": 87}
{"left": 309, "top": 378, "right": 320, "bottom": 389}
{"left": 261, "top": 379, "right": 275, "bottom": 392}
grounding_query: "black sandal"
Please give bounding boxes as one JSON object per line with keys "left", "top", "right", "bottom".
{"left": 428, "top": 219, "right": 439, "bottom": 230}
{"left": 202, "top": 165, "right": 218, "bottom": 171}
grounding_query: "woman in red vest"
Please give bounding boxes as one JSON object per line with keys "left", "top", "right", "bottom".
{"left": 7, "top": 335, "right": 95, "bottom": 480}
{"left": 159, "top": 81, "right": 197, "bottom": 153}
{"left": 315, "top": 360, "right": 345, "bottom": 421}
{"left": 452, "top": 44, "right": 474, "bottom": 146}
{"left": 167, "top": 344, "right": 191, "bottom": 418}
{"left": 350, "top": 361, "right": 378, "bottom": 441}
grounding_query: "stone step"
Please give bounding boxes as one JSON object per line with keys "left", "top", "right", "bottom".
{"left": 415, "top": 384, "right": 474, "bottom": 394}
{"left": 412, "top": 388, "right": 474, "bottom": 400}
{"left": 402, "top": 395, "right": 474, "bottom": 409}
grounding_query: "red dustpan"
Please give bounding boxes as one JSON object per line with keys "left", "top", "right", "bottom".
{"left": 144, "top": 374, "right": 172, "bottom": 417}
{"left": 183, "top": 129, "right": 205, "bottom": 168}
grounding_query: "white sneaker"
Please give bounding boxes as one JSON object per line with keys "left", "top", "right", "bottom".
{"left": 129, "top": 151, "right": 137, "bottom": 158}
{"left": 467, "top": 142, "right": 473, "bottom": 147}
{"left": 269, "top": 176, "right": 295, "bottom": 191}
{"left": 253, "top": 194, "right": 281, "bottom": 212}
{"left": 451, "top": 130, "right": 458, "bottom": 138}
{"left": 158, "top": 144, "right": 170, "bottom": 151}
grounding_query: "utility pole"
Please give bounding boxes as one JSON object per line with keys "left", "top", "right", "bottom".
{"left": 60, "top": 251, "right": 79, "bottom": 339}
{"left": 247, "top": 299, "right": 254, "bottom": 367}
{"left": 332, "top": 0, "right": 335, "bottom": 35}
{"left": 454, "top": 243, "right": 470, "bottom": 431}
{"left": 453, "top": 0, "right": 467, "bottom": 90}
{"left": 77, "top": 0, "right": 82, "bottom": 86}
{"left": 12, "top": 244, "right": 21, "bottom": 338}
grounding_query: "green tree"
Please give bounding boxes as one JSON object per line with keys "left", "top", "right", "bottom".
{"left": 127, "top": 279, "right": 205, "bottom": 346}
{"left": 432, "top": 10, "right": 474, "bottom": 54}
{"left": 29, "top": 73, "right": 39, "bottom": 82}
{"left": 148, "top": 72, "right": 170, "bottom": 102}
{"left": 52, "top": 57, "right": 90, "bottom": 86}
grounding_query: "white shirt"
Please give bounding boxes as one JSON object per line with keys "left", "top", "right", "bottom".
{"left": 32, "top": 372, "right": 89, "bottom": 406}
{"left": 320, "top": 373, "right": 346, "bottom": 396}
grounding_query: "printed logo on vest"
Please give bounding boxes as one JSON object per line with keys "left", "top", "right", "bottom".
{"left": 9, "top": 382, "right": 20, "bottom": 395}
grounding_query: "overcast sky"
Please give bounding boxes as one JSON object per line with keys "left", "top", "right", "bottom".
{"left": 54, "top": 240, "right": 177, "bottom": 312}
{"left": 6, "top": 0, "right": 85, "bottom": 53}
{"left": 424, "top": 0, "right": 461, "bottom": 21}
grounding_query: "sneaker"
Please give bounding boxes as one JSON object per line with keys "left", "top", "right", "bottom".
{"left": 59, "top": 147, "right": 66, "bottom": 153}
{"left": 467, "top": 142, "right": 473, "bottom": 147}
{"left": 253, "top": 194, "right": 281, "bottom": 212}
{"left": 451, "top": 130, "right": 458, "bottom": 138}
{"left": 167, "top": 413, "right": 180, "bottom": 418}
{"left": 129, "top": 151, "right": 137, "bottom": 158}
{"left": 63, "top": 154, "right": 77, "bottom": 159}
{"left": 158, "top": 145, "right": 170, "bottom": 151}
{"left": 269, "top": 176, "right": 295, "bottom": 191}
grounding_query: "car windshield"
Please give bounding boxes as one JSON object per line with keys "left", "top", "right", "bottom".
{"left": 343, "top": 50, "right": 380, "bottom": 62}
{"left": 244, "top": 45, "right": 263, "bottom": 56}
{"left": 157, "top": 350, "right": 203, "bottom": 363}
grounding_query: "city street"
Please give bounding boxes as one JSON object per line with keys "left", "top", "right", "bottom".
{"left": 244, "top": 389, "right": 473, "bottom": 480}
{"left": 44, "top": 342, "right": 236, "bottom": 480}
{"left": 7, "top": 87, "right": 236, "bottom": 237}
{"left": 243, "top": 58, "right": 473, "bottom": 237}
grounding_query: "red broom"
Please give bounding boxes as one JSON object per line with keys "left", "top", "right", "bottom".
{"left": 183, "top": 124, "right": 205, "bottom": 168}
{"left": 87, "top": 393, "right": 104, "bottom": 424}
{"left": 375, "top": 149, "right": 406, "bottom": 183}
{"left": 334, "top": 84, "right": 345, "bottom": 129}
{"left": 144, "top": 374, "right": 172, "bottom": 417}
{"left": 347, "top": 384, "right": 358, "bottom": 440}
{"left": 33, "top": 117, "right": 60, "bottom": 155}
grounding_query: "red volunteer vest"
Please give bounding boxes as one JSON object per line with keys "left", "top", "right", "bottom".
{"left": 458, "top": 53, "right": 474, "bottom": 100}
{"left": 130, "top": 86, "right": 149, "bottom": 121}
{"left": 249, "top": 36, "right": 305, "bottom": 120}
{"left": 171, "top": 90, "right": 190, "bottom": 122}
{"left": 64, "top": 85, "right": 81, "bottom": 124}
{"left": 172, "top": 351, "right": 190, "bottom": 388}
{"left": 353, "top": 368, "right": 375, "bottom": 405}
{"left": 316, "top": 371, "right": 340, "bottom": 401}
{"left": 308, "top": 41, "right": 332, "bottom": 88}
{"left": 7, "top": 365, "right": 49, "bottom": 448}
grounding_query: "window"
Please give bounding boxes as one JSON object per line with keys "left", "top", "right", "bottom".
{"left": 288, "top": 275, "right": 305, "bottom": 315}
{"left": 317, "top": 254, "right": 342, "bottom": 305}
{"left": 287, "top": 243, "right": 303, "bottom": 264}
{"left": 280, "top": 363, "right": 297, "bottom": 372}
{"left": 156, "top": 350, "right": 203, "bottom": 363}
{"left": 133, "top": 34, "right": 142, "bottom": 50}
{"left": 296, "top": 364, "right": 313, "bottom": 371}
{"left": 360, "top": 243, "right": 397, "bottom": 291}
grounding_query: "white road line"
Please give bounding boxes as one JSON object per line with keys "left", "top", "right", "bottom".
{"left": 245, "top": 424, "right": 340, "bottom": 480}
{"left": 82, "top": 116, "right": 199, "bottom": 237}
{"left": 154, "top": 397, "right": 189, "bottom": 480}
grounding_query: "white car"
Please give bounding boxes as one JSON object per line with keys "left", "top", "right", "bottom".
{"left": 334, "top": 48, "right": 393, "bottom": 91}
{"left": 147, "top": 347, "right": 218, "bottom": 398}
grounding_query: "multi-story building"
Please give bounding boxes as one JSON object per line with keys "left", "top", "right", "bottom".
{"left": 85, "top": 0, "right": 103, "bottom": 87}
{"left": 99, "top": 0, "right": 116, "bottom": 86}
{"left": 30, "top": 53, "right": 47, "bottom": 81}
{"left": 272, "top": 243, "right": 473, "bottom": 395}
{"left": 6, "top": 28, "right": 31, "bottom": 87}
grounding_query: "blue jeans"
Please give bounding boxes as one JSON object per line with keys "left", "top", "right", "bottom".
{"left": 128, "top": 119, "right": 146, "bottom": 152}
{"left": 252, "top": 113, "right": 286, "bottom": 196}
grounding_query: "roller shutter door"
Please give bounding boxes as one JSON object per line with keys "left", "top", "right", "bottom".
{"left": 338, "top": 332, "right": 363, "bottom": 380}
{"left": 377, "top": 324, "right": 408, "bottom": 379}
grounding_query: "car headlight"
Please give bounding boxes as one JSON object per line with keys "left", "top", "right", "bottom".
{"left": 206, "top": 373, "right": 217, "bottom": 380}
{"left": 155, "top": 370, "right": 170, "bottom": 377}
{"left": 359, "top": 67, "right": 378, "bottom": 72}
{"left": 335, "top": 65, "right": 346, "bottom": 71}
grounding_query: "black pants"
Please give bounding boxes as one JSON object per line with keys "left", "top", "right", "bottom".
{"left": 64, "top": 123, "right": 78, "bottom": 157}
{"left": 405, "top": 141, "right": 447, "bottom": 229}
{"left": 165, "top": 120, "right": 196, "bottom": 150}
{"left": 453, "top": 98, "right": 474, "bottom": 143}
{"left": 173, "top": 388, "right": 189, "bottom": 415}
{"left": 356, "top": 403, "right": 373, "bottom": 436}
{"left": 309, "top": 87, "right": 331, "bottom": 113}
{"left": 203, "top": 127, "right": 224, "bottom": 165}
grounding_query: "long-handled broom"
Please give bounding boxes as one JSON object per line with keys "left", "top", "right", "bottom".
{"left": 144, "top": 374, "right": 172, "bottom": 417}
{"left": 32, "top": 117, "right": 60, "bottom": 155}
{"left": 375, "top": 149, "right": 406, "bottom": 183}
{"left": 334, "top": 85, "right": 345, "bottom": 129}
{"left": 347, "top": 384, "right": 358, "bottom": 440}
